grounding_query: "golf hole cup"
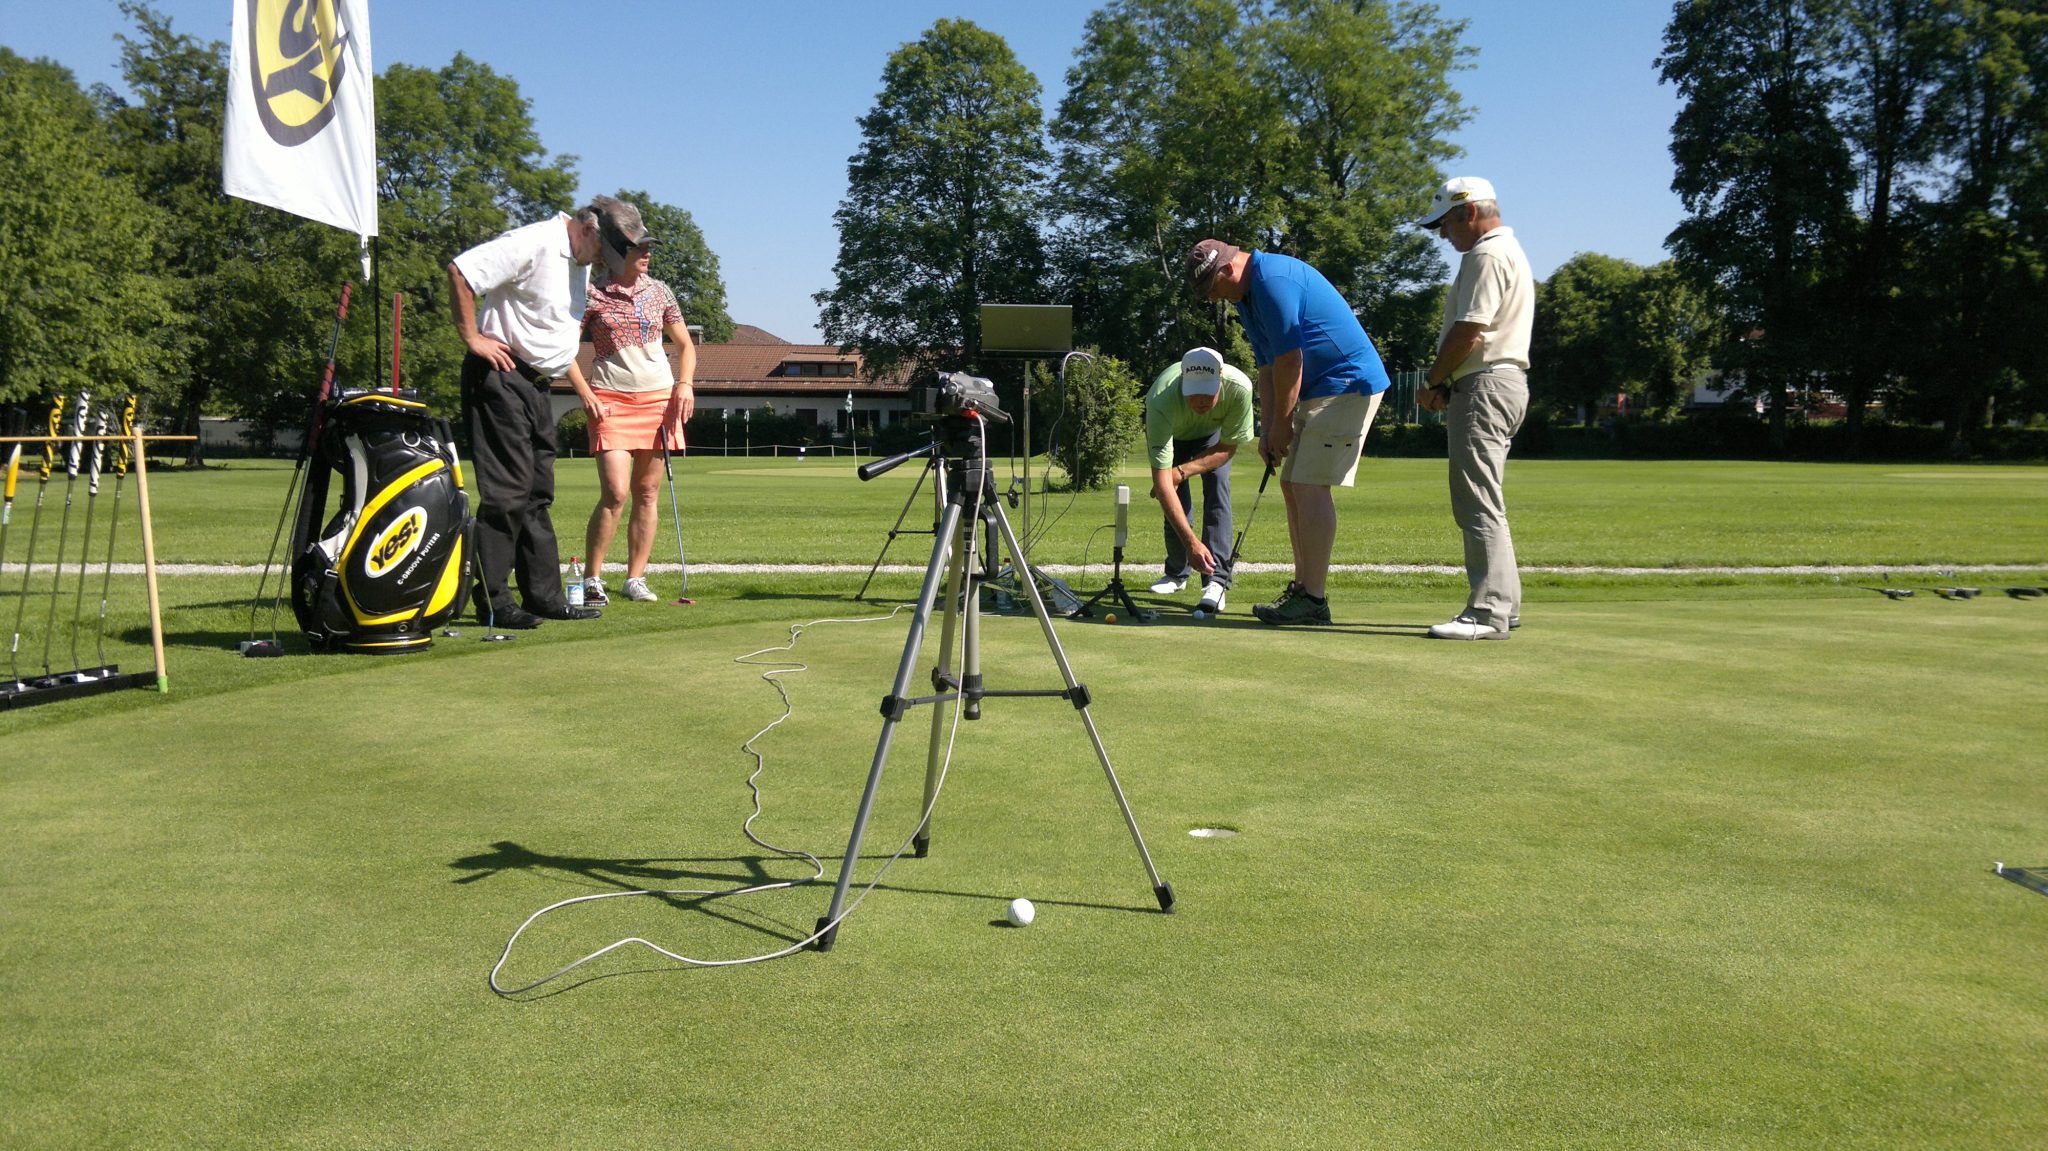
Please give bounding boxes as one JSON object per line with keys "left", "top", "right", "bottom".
{"left": 1006, "top": 898, "right": 1036, "bottom": 928}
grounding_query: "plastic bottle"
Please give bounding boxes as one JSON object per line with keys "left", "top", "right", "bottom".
{"left": 566, "top": 556, "right": 585, "bottom": 607}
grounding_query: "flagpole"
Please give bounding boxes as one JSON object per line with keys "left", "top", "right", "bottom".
{"left": 373, "top": 234, "right": 383, "bottom": 395}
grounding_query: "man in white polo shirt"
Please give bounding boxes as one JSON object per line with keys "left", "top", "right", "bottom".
{"left": 1417, "top": 176, "right": 1534, "bottom": 640}
{"left": 448, "top": 204, "right": 608, "bottom": 628}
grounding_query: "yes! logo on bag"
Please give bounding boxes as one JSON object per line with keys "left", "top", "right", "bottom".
{"left": 366, "top": 507, "right": 427, "bottom": 578}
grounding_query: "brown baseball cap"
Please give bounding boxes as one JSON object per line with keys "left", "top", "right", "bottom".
{"left": 1184, "top": 239, "right": 1241, "bottom": 290}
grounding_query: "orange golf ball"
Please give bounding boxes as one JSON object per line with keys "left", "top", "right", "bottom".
{"left": 1104, "top": 613, "right": 1117, "bottom": 624}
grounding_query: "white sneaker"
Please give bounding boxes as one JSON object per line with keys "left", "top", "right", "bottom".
{"left": 1198, "top": 584, "right": 1226, "bottom": 612}
{"left": 1428, "top": 614, "right": 1509, "bottom": 640}
{"left": 1149, "top": 576, "right": 1187, "bottom": 595}
{"left": 624, "top": 577, "right": 659, "bottom": 602}
{"left": 582, "top": 577, "right": 609, "bottom": 606}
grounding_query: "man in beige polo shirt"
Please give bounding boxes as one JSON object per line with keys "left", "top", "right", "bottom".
{"left": 1417, "top": 177, "right": 1533, "bottom": 640}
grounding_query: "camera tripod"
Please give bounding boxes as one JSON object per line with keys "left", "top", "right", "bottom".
{"left": 814, "top": 413, "right": 1175, "bottom": 951}
{"left": 852, "top": 443, "right": 939, "bottom": 602}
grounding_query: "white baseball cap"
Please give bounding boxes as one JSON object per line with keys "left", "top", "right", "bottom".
{"left": 1418, "top": 176, "right": 1497, "bottom": 227}
{"left": 1180, "top": 347, "right": 1224, "bottom": 397}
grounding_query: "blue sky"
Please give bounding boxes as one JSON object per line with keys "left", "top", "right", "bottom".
{"left": 2, "top": 0, "right": 1684, "bottom": 343}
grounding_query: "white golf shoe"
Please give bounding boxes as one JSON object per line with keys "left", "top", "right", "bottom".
{"left": 1198, "top": 583, "right": 1226, "bottom": 613}
{"left": 624, "top": 577, "right": 660, "bottom": 602}
{"left": 1428, "top": 614, "right": 1510, "bottom": 640}
{"left": 1149, "top": 576, "right": 1187, "bottom": 595}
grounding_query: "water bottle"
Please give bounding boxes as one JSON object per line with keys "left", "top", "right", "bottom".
{"left": 566, "top": 556, "right": 585, "bottom": 607}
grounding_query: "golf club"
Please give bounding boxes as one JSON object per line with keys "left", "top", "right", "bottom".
{"left": 66, "top": 407, "right": 109, "bottom": 674}
{"left": 0, "top": 410, "right": 24, "bottom": 605}
{"left": 473, "top": 522, "right": 513, "bottom": 642}
{"left": 9, "top": 400, "right": 60, "bottom": 684}
{"left": 248, "top": 282, "right": 351, "bottom": 656}
{"left": 1223, "top": 462, "right": 1276, "bottom": 577}
{"left": 2005, "top": 586, "right": 2044, "bottom": 599}
{"left": 39, "top": 393, "right": 89, "bottom": 677}
{"left": 658, "top": 425, "right": 695, "bottom": 605}
{"left": 93, "top": 399, "right": 135, "bottom": 667}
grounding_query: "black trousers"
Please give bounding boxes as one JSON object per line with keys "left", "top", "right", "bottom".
{"left": 462, "top": 353, "right": 567, "bottom": 616}
{"left": 1162, "top": 432, "right": 1234, "bottom": 589}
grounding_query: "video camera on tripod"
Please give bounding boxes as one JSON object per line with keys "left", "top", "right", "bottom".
{"left": 910, "top": 371, "right": 1008, "bottom": 424}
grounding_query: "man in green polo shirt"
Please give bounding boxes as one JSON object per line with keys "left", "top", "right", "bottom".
{"left": 1145, "top": 346, "right": 1256, "bottom": 613}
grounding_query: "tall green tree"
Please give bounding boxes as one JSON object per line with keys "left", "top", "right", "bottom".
{"left": 1049, "top": 0, "right": 1469, "bottom": 374}
{"left": 614, "top": 189, "right": 735, "bottom": 343}
{"left": 0, "top": 49, "right": 176, "bottom": 411}
{"left": 1829, "top": 0, "right": 1939, "bottom": 438}
{"left": 1660, "top": 0, "right": 1855, "bottom": 447}
{"left": 99, "top": 2, "right": 338, "bottom": 463}
{"left": 815, "top": 19, "right": 1050, "bottom": 380}
{"left": 1530, "top": 254, "right": 1647, "bottom": 419}
{"left": 1901, "top": 0, "right": 2046, "bottom": 446}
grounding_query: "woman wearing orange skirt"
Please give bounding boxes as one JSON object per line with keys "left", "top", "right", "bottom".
{"left": 575, "top": 197, "right": 696, "bottom": 604}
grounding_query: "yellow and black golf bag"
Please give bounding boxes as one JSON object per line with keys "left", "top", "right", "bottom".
{"left": 289, "top": 388, "right": 471, "bottom": 654}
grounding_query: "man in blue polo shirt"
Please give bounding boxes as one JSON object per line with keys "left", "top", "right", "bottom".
{"left": 1185, "top": 238, "right": 1392, "bottom": 625}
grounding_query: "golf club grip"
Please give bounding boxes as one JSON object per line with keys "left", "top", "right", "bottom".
{"left": 1259, "top": 462, "right": 1275, "bottom": 492}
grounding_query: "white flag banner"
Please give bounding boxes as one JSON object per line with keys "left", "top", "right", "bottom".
{"left": 223, "top": 0, "right": 377, "bottom": 239}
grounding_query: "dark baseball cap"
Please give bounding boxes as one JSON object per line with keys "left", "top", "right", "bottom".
{"left": 1184, "top": 239, "right": 1242, "bottom": 290}
{"left": 589, "top": 195, "right": 660, "bottom": 253}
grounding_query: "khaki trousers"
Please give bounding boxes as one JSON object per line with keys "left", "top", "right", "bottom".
{"left": 1447, "top": 367, "right": 1527, "bottom": 630}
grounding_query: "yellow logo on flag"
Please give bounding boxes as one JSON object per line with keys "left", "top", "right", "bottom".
{"left": 246, "top": 0, "right": 351, "bottom": 147}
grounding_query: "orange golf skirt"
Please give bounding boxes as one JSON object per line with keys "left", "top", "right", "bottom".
{"left": 589, "top": 389, "right": 685, "bottom": 453}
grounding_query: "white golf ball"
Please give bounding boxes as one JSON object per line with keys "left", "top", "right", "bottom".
{"left": 1191, "top": 609, "right": 1207, "bottom": 620}
{"left": 1006, "top": 897, "right": 1036, "bottom": 927}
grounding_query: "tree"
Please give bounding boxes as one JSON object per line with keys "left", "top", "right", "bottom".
{"left": 375, "top": 54, "right": 578, "bottom": 413}
{"left": 0, "top": 49, "right": 176, "bottom": 410}
{"left": 1660, "top": 0, "right": 1856, "bottom": 447}
{"left": 1031, "top": 350, "right": 1142, "bottom": 490}
{"left": 1900, "top": 0, "right": 2046, "bottom": 447}
{"left": 816, "top": 20, "right": 1050, "bottom": 381}
{"left": 1633, "top": 261, "right": 1723, "bottom": 414}
{"left": 1828, "top": 0, "right": 1939, "bottom": 438}
{"left": 1530, "top": 254, "right": 1647, "bottom": 420}
{"left": 99, "top": 2, "right": 336, "bottom": 463}
{"left": 614, "top": 189, "right": 735, "bottom": 343}
{"left": 1049, "top": 0, "right": 1469, "bottom": 374}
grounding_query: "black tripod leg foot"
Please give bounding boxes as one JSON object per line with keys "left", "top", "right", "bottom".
{"left": 813, "top": 917, "right": 839, "bottom": 952}
{"left": 912, "top": 833, "right": 930, "bottom": 858}
{"left": 1155, "top": 882, "right": 1176, "bottom": 913}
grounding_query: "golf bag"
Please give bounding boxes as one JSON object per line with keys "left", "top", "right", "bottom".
{"left": 289, "top": 388, "right": 471, "bottom": 654}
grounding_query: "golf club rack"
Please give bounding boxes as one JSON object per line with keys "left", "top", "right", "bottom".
{"left": 287, "top": 386, "right": 471, "bottom": 654}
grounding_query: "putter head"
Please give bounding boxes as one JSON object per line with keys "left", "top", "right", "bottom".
{"left": 2006, "top": 586, "right": 2044, "bottom": 599}
{"left": 238, "top": 639, "right": 284, "bottom": 658}
{"left": 481, "top": 633, "right": 515, "bottom": 643}
{"left": 673, "top": 596, "right": 696, "bottom": 605}
{"left": 1883, "top": 588, "right": 1913, "bottom": 600}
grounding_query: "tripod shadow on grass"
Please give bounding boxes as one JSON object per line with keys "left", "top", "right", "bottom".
{"left": 455, "top": 839, "right": 1162, "bottom": 924}
{"left": 462, "top": 838, "right": 1168, "bottom": 997}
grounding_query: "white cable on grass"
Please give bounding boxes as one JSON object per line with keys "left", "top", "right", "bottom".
{"left": 490, "top": 497, "right": 988, "bottom": 994}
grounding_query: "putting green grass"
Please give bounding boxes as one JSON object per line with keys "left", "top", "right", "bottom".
{"left": 129, "top": 455, "right": 2048, "bottom": 568}
{"left": 4, "top": 576, "right": 2047, "bottom": 1148}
